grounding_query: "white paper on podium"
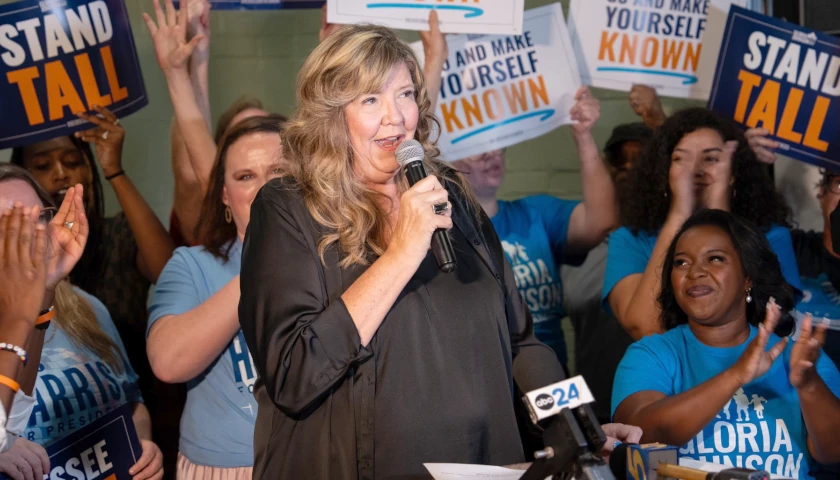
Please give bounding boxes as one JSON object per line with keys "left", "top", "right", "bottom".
{"left": 425, "top": 459, "right": 795, "bottom": 480}
{"left": 423, "top": 464, "right": 535, "bottom": 480}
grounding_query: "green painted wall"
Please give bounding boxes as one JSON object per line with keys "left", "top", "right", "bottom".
{"left": 1, "top": 0, "right": 703, "bottom": 219}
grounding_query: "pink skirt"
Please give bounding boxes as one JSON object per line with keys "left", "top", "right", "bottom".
{"left": 176, "top": 453, "right": 253, "bottom": 480}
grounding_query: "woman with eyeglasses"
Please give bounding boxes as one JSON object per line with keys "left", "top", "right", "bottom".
{"left": 10, "top": 107, "right": 176, "bottom": 425}
{"left": 0, "top": 164, "right": 164, "bottom": 480}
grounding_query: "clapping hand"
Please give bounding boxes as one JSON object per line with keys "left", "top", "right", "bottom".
{"left": 0, "top": 204, "right": 48, "bottom": 327}
{"left": 45, "top": 185, "right": 88, "bottom": 290}
{"left": 731, "top": 297, "right": 788, "bottom": 386}
{"left": 789, "top": 313, "right": 829, "bottom": 389}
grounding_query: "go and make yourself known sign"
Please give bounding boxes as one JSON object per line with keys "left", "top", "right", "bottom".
{"left": 567, "top": 0, "right": 748, "bottom": 100}
{"left": 413, "top": 3, "right": 580, "bottom": 161}
{"left": 327, "top": 0, "right": 524, "bottom": 35}
{"left": 708, "top": 6, "right": 840, "bottom": 170}
{"left": 0, "top": 0, "right": 147, "bottom": 149}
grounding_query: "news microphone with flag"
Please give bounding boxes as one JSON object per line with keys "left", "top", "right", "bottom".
{"left": 513, "top": 348, "right": 614, "bottom": 480}
{"left": 608, "top": 443, "right": 771, "bottom": 480}
{"left": 395, "top": 139, "right": 457, "bottom": 273}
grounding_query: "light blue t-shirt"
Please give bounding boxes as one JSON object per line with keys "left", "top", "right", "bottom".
{"left": 491, "top": 195, "right": 582, "bottom": 366}
{"left": 148, "top": 242, "right": 256, "bottom": 468}
{"left": 612, "top": 325, "right": 840, "bottom": 479}
{"left": 602, "top": 225, "right": 804, "bottom": 311}
{"left": 25, "top": 288, "right": 142, "bottom": 446}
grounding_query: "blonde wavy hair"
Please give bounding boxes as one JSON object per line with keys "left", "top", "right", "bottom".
{"left": 282, "top": 23, "right": 474, "bottom": 267}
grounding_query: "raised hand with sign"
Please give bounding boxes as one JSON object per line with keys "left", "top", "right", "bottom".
{"left": 74, "top": 106, "right": 126, "bottom": 179}
{"left": 744, "top": 128, "right": 780, "bottom": 165}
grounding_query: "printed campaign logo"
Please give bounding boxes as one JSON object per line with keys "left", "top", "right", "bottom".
{"left": 327, "top": 0, "right": 524, "bottom": 36}
{"left": 707, "top": 6, "right": 840, "bottom": 170}
{"left": 229, "top": 331, "right": 257, "bottom": 396}
{"left": 412, "top": 3, "right": 579, "bottom": 160}
{"left": 365, "top": 2, "right": 483, "bottom": 18}
{"left": 25, "top": 347, "right": 139, "bottom": 443}
{"left": 681, "top": 387, "right": 805, "bottom": 478}
{"left": 567, "top": 0, "right": 749, "bottom": 99}
{"left": 501, "top": 240, "right": 562, "bottom": 323}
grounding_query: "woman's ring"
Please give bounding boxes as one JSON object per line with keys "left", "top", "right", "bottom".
{"left": 102, "top": 131, "right": 109, "bottom": 140}
{"left": 433, "top": 202, "right": 450, "bottom": 215}
{"left": 64, "top": 221, "right": 74, "bottom": 229}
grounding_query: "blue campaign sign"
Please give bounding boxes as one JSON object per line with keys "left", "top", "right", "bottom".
{"left": 175, "top": 0, "right": 323, "bottom": 10}
{"left": 0, "top": 0, "right": 147, "bottom": 149}
{"left": 44, "top": 403, "right": 142, "bottom": 480}
{"left": 708, "top": 6, "right": 840, "bottom": 170}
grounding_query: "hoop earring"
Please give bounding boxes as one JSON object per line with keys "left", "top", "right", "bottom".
{"left": 745, "top": 287, "right": 752, "bottom": 304}
{"left": 225, "top": 206, "right": 233, "bottom": 224}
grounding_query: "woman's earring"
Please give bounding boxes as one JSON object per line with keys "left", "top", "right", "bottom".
{"left": 746, "top": 287, "right": 753, "bottom": 304}
{"left": 225, "top": 206, "right": 233, "bottom": 224}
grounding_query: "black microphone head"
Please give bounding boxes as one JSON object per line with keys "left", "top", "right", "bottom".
{"left": 608, "top": 442, "right": 632, "bottom": 478}
{"left": 395, "top": 139, "right": 424, "bottom": 168}
{"left": 512, "top": 346, "right": 567, "bottom": 395}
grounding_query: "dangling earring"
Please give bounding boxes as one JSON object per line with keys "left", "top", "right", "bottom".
{"left": 225, "top": 206, "right": 232, "bottom": 224}
{"left": 745, "top": 287, "right": 752, "bottom": 304}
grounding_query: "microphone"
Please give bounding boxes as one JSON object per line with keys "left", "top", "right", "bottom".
{"left": 513, "top": 350, "right": 614, "bottom": 480}
{"left": 608, "top": 443, "right": 770, "bottom": 480}
{"left": 395, "top": 140, "right": 457, "bottom": 273}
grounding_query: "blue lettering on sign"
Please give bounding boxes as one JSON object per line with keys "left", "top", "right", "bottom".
{"left": 551, "top": 383, "right": 580, "bottom": 407}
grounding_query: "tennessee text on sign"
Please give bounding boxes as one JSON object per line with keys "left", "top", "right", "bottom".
{"left": 708, "top": 6, "right": 840, "bottom": 170}
{"left": 326, "top": 0, "right": 524, "bottom": 35}
{"left": 412, "top": 3, "right": 580, "bottom": 161}
{"left": 0, "top": 0, "right": 147, "bottom": 149}
{"left": 567, "top": 0, "right": 747, "bottom": 100}
{"left": 44, "top": 404, "right": 142, "bottom": 480}
{"left": 173, "top": 0, "right": 323, "bottom": 11}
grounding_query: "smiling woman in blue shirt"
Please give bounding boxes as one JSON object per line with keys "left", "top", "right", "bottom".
{"left": 612, "top": 210, "right": 840, "bottom": 480}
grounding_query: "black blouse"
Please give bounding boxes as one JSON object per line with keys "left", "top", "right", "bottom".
{"left": 239, "top": 176, "right": 559, "bottom": 479}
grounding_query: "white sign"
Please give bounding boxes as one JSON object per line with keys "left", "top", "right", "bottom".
{"left": 567, "top": 0, "right": 748, "bottom": 100}
{"left": 326, "top": 0, "right": 524, "bottom": 35}
{"left": 413, "top": 3, "right": 581, "bottom": 161}
{"left": 522, "top": 375, "right": 595, "bottom": 423}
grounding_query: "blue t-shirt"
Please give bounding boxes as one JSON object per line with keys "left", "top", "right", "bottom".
{"left": 148, "top": 242, "right": 256, "bottom": 468}
{"left": 25, "top": 288, "right": 142, "bottom": 446}
{"left": 612, "top": 325, "right": 840, "bottom": 479}
{"left": 491, "top": 195, "right": 582, "bottom": 366}
{"left": 602, "top": 225, "right": 804, "bottom": 311}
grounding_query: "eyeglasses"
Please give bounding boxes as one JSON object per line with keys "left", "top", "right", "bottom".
{"left": 822, "top": 175, "right": 840, "bottom": 195}
{"left": 38, "top": 207, "right": 56, "bottom": 225}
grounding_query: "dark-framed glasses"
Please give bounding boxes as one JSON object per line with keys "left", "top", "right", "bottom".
{"left": 38, "top": 207, "right": 56, "bottom": 225}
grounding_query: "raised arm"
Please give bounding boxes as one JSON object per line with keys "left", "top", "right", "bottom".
{"left": 566, "top": 86, "right": 618, "bottom": 254}
{"left": 75, "top": 107, "right": 175, "bottom": 281}
{"left": 144, "top": 0, "right": 217, "bottom": 190}
{"left": 239, "top": 177, "right": 451, "bottom": 414}
{"left": 419, "top": 10, "right": 447, "bottom": 112}
{"left": 629, "top": 84, "right": 666, "bottom": 129}
{"left": 615, "top": 302, "right": 788, "bottom": 445}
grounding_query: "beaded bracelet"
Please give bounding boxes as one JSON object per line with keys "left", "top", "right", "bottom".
{"left": 0, "top": 343, "right": 28, "bottom": 367}
{"left": 0, "top": 374, "right": 19, "bottom": 393}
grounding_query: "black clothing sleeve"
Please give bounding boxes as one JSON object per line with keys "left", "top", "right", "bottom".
{"left": 239, "top": 180, "right": 372, "bottom": 415}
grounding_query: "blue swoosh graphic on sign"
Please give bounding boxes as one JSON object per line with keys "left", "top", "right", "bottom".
{"left": 596, "top": 67, "right": 698, "bottom": 85}
{"left": 366, "top": 3, "right": 484, "bottom": 18}
{"left": 451, "top": 110, "right": 555, "bottom": 144}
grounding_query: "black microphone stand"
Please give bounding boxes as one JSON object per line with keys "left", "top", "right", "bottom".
{"left": 520, "top": 405, "right": 615, "bottom": 480}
